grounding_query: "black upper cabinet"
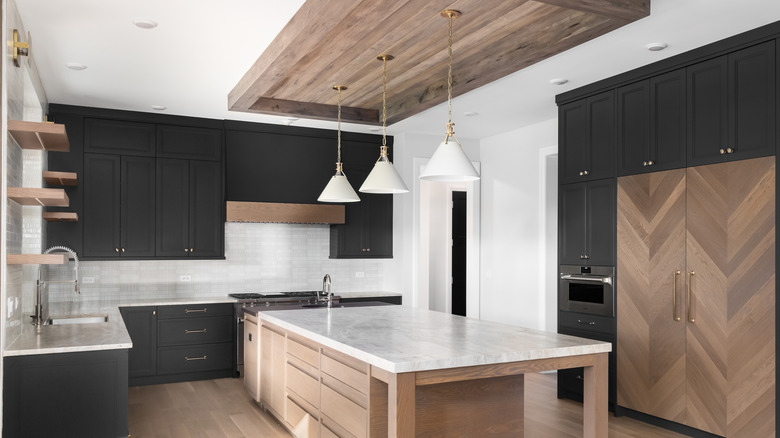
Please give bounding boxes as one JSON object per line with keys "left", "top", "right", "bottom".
{"left": 560, "top": 90, "right": 616, "bottom": 184}
{"left": 330, "top": 142, "right": 393, "bottom": 259}
{"left": 84, "top": 118, "right": 155, "bottom": 156}
{"left": 157, "top": 125, "right": 222, "bottom": 161}
{"left": 688, "top": 40, "right": 776, "bottom": 166}
{"left": 157, "top": 159, "right": 223, "bottom": 258}
{"left": 83, "top": 154, "right": 155, "bottom": 258}
{"left": 559, "top": 179, "right": 615, "bottom": 266}
{"left": 225, "top": 128, "right": 334, "bottom": 203}
{"left": 617, "top": 69, "right": 687, "bottom": 176}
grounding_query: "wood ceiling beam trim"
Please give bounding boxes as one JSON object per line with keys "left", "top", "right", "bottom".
{"left": 248, "top": 97, "right": 379, "bottom": 125}
{"left": 533, "top": 0, "right": 650, "bottom": 21}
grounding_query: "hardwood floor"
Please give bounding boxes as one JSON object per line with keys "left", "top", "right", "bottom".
{"left": 128, "top": 373, "right": 687, "bottom": 438}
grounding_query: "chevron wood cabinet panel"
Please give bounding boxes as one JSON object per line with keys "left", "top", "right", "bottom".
{"left": 617, "top": 157, "right": 775, "bottom": 437}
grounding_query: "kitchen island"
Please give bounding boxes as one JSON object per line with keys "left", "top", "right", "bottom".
{"left": 251, "top": 305, "right": 611, "bottom": 437}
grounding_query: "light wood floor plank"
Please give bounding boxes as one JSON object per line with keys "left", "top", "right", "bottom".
{"left": 129, "top": 373, "right": 688, "bottom": 438}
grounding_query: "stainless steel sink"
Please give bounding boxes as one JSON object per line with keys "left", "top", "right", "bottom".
{"left": 47, "top": 314, "right": 109, "bottom": 325}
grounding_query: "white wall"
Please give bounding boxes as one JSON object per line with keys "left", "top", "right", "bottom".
{"left": 478, "top": 118, "right": 557, "bottom": 329}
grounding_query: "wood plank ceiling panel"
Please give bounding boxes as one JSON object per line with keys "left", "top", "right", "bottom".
{"left": 229, "top": 0, "right": 650, "bottom": 124}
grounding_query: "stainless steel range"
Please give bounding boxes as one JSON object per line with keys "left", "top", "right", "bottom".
{"left": 230, "top": 291, "right": 340, "bottom": 375}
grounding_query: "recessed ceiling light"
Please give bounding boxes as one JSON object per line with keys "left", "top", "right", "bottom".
{"left": 151, "top": 105, "right": 167, "bottom": 111}
{"left": 463, "top": 111, "right": 479, "bottom": 117}
{"left": 133, "top": 19, "right": 158, "bottom": 29}
{"left": 66, "top": 62, "right": 87, "bottom": 71}
{"left": 645, "top": 42, "right": 668, "bottom": 52}
{"left": 549, "top": 78, "right": 569, "bottom": 85}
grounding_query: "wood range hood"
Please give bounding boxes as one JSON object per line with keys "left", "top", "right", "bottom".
{"left": 228, "top": 0, "right": 650, "bottom": 125}
{"left": 226, "top": 201, "right": 345, "bottom": 224}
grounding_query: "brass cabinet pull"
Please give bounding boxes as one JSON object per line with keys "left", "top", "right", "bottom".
{"left": 673, "top": 270, "right": 681, "bottom": 321}
{"left": 720, "top": 148, "right": 727, "bottom": 155}
{"left": 152, "top": 310, "right": 156, "bottom": 315}
{"left": 687, "top": 271, "right": 695, "bottom": 323}
{"left": 185, "top": 355, "right": 207, "bottom": 361}
{"left": 190, "top": 248, "right": 194, "bottom": 253}
{"left": 184, "top": 248, "right": 189, "bottom": 252}
{"left": 121, "top": 248, "right": 125, "bottom": 253}
{"left": 185, "top": 308, "right": 207, "bottom": 314}
{"left": 115, "top": 248, "right": 119, "bottom": 252}
{"left": 579, "top": 170, "right": 590, "bottom": 176}
{"left": 647, "top": 160, "right": 654, "bottom": 166}
{"left": 726, "top": 147, "right": 734, "bottom": 154}
{"left": 185, "top": 328, "right": 207, "bottom": 334}
{"left": 577, "top": 319, "right": 596, "bottom": 326}
{"left": 366, "top": 248, "right": 371, "bottom": 252}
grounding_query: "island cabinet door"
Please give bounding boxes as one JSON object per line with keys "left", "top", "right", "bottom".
{"left": 244, "top": 315, "right": 259, "bottom": 401}
{"left": 260, "top": 324, "right": 286, "bottom": 417}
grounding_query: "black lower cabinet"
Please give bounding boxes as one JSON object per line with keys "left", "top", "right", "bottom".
{"left": 340, "top": 295, "right": 402, "bottom": 305}
{"left": 557, "top": 311, "right": 617, "bottom": 413}
{"left": 3, "top": 349, "right": 129, "bottom": 438}
{"left": 122, "top": 303, "right": 235, "bottom": 386}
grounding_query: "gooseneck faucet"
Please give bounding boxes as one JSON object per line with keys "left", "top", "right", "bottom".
{"left": 32, "top": 246, "right": 79, "bottom": 326}
{"left": 322, "top": 274, "right": 332, "bottom": 308}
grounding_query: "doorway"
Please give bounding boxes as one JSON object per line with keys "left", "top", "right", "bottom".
{"left": 451, "top": 191, "right": 467, "bottom": 316}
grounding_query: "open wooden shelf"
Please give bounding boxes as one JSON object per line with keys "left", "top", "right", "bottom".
{"left": 7, "top": 187, "right": 69, "bottom": 206}
{"left": 7, "top": 254, "right": 68, "bottom": 265}
{"left": 43, "top": 171, "right": 77, "bottom": 186}
{"left": 8, "top": 120, "right": 70, "bottom": 151}
{"left": 43, "top": 212, "right": 78, "bottom": 222}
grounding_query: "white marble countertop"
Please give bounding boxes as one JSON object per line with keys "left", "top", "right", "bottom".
{"left": 257, "top": 306, "right": 612, "bottom": 374}
{"left": 3, "top": 291, "right": 401, "bottom": 357}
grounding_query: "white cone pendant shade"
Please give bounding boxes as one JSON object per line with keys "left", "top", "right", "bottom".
{"left": 420, "top": 9, "right": 480, "bottom": 183}
{"left": 420, "top": 135, "right": 479, "bottom": 182}
{"left": 360, "top": 147, "right": 408, "bottom": 193}
{"left": 318, "top": 163, "right": 360, "bottom": 202}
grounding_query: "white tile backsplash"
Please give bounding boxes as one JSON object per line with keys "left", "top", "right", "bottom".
{"left": 45, "top": 222, "right": 389, "bottom": 304}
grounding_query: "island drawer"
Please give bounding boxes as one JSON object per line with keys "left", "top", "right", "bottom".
{"left": 157, "top": 303, "right": 233, "bottom": 319}
{"left": 157, "top": 343, "right": 232, "bottom": 374}
{"left": 320, "top": 424, "right": 340, "bottom": 438}
{"left": 287, "top": 362, "right": 320, "bottom": 408}
{"left": 321, "top": 385, "right": 367, "bottom": 438}
{"left": 322, "top": 415, "right": 358, "bottom": 438}
{"left": 286, "top": 393, "right": 319, "bottom": 436}
{"left": 287, "top": 335, "right": 319, "bottom": 368}
{"left": 321, "top": 351, "right": 368, "bottom": 395}
{"left": 158, "top": 316, "right": 232, "bottom": 346}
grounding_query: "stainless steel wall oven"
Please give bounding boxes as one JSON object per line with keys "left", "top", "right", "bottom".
{"left": 559, "top": 265, "right": 615, "bottom": 317}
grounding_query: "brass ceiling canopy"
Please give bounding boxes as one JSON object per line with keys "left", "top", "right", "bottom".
{"left": 229, "top": 0, "right": 650, "bottom": 125}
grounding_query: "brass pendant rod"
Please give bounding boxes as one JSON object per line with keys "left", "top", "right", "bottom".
{"left": 333, "top": 85, "right": 347, "bottom": 165}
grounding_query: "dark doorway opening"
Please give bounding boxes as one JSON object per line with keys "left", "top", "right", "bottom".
{"left": 452, "top": 191, "right": 467, "bottom": 316}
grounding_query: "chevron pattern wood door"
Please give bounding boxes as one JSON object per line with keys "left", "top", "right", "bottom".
{"left": 685, "top": 156, "right": 775, "bottom": 437}
{"left": 617, "top": 169, "right": 687, "bottom": 422}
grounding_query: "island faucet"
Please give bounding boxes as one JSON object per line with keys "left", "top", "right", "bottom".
{"left": 32, "top": 246, "right": 80, "bottom": 326}
{"left": 322, "top": 274, "right": 332, "bottom": 308}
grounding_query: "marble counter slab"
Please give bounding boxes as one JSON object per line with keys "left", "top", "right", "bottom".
{"left": 256, "top": 306, "right": 612, "bottom": 374}
{"left": 3, "top": 296, "right": 236, "bottom": 357}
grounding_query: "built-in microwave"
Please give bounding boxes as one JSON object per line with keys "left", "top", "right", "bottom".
{"left": 559, "top": 265, "right": 615, "bottom": 317}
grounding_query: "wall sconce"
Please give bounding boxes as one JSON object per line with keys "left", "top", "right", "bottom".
{"left": 11, "top": 29, "right": 30, "bottom": 67}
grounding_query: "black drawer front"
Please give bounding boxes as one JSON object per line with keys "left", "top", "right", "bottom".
{"left": 157, "top": 343, "right": 232, "bottom": 374}
{"left": 157, "top": 303, "right": 233, "bottom": 319}
{"left": 558, "top": 311, "right": 616, "bottom": 335}
{"left": 158, "top": 316, "right": 232, "bottom": 346}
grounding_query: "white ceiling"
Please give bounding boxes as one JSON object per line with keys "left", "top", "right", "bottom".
{"left": 14, "top": 0, "right": 780, "bottom": 140}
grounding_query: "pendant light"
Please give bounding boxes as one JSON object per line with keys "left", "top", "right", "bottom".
{"left": 419, "top": 10, "right": 480, "bottom": 182}
{"left": 359, "top": 54, "right": 409, "bottom": 194}
{"left": 318, "top": 85, "right": 360, "bottom": 203}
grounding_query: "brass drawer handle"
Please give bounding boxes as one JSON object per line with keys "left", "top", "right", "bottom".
{"left": 687, "top": 271, "right": 695, "bottom": 323}
{"left": 577, "top": 319, "right": 596, "bottom": 326}
{"left": 185, "top": 308, "right": 207, "bottom": 314}
{"left": 185, "top": 355, "right": 207, "bottom": 361}
{"left": 673, "top": 270, "right": 681, "bottom": 321}
{"left": 185, "top": 329, "right": 207, "bottom": 334}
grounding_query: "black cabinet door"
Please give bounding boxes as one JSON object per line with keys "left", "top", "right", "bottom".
{"left": 156, "top": 158, "right": 190, "bottom": 257}
{"left": 559, "top": 182, "right": 587, "bottom": 265}
{"left": 83, "top": 153, "right": 121, "bottom": 257}
{"left": 617, "top": 81, "right": 650, "bottom": 176}
{"left": 587, "top": 91, "right": 616, "bottom": 181}
{"left": 585, "top": 178, "right": 616, "bottom": 266}
{"left": 687, "top": 55, "right": 728, "bottom": 166}
{"left": 650, "top": 68, "right": 687, "bottom": 172}
{"left": 121, "top": 156, "right": 156, "bottom": 257}
{"left": 84, "top": 118, "right": 155, "bottom": 156}
{"left": 364, "top": 193, "right": 393, "bottom": 257}
{"left": 560, "top": 91, "right": 615, "bottom": 183}
{"left": 189, "top": 160, "right": 223, "bottom": 257}
{"left": 120, "top": 306, "right": 157, "bottom": 378}
{"left": 157, "top": 125, "right": 223, "bottom": 161}
{"left": 559, "top": 100, "right": 589, "bottom": 184}
{"left": 728, "top": 40, "right": 776, "bottom": 160}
